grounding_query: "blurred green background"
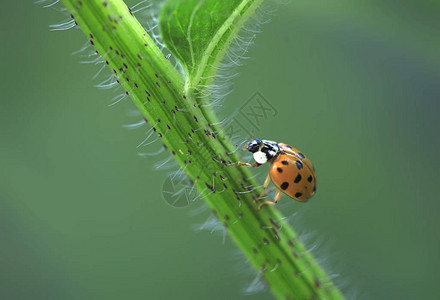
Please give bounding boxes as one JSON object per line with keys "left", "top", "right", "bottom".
{"left": 1, "top": 0, "right": 439, "bottom": 299}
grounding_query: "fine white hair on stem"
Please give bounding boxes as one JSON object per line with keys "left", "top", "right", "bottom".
{"left": 136, "top": 124, "right": 157, "bottom": 148}
{"left": 190, "top": 187, "right": 210, "bottom": 203}
{"left": 43, "top": 0, "right": 60, "bottom": 8}
{"left": 134, "top": 1, "right": 184, "bottom": 75}
{"left": 153, "top": 156, "right": 177, "bottom": 170}
{"left": 130, "top": 0, "right": 150, "bottom": 10}
{"left": 132, "top": 3, "right": 153, "bottom": 14}
{"left": 171, "top": 164, "right": 188, "bottom": 180}
{"left": 71, "top": 41, "right": 91, "bottom": 56}
{"left": 137, "top": 146, "right": 165, "bottom": 157}
{"left": 140, "top": 137, "right": 158, "bottom": 147}
{"left": 188, "top": 176, "right": 199, "bottom": 196}
{"left": 187, "top": 201, "right": 209, "bottom": 217}
{"left": 94, "top": 75, "right": 119, "bottom": 89}
{"left": 146, "top": 23, "right": 158, "bottom": 33}
{"left": 270, "top": 262, "right": 280, "bottom": 272}
{"left": 37, "top": 0, "right": 64, "bottom": 10}
{"left": 243, "top": 270, "right": 266, "bottom": 295}
{"left": 193, "top": 215, "right": 226, "bottom": 236}
{"left": 126, "top": 109, "right": 142, "bottom": 117}
{"left": 79, "top": 55, "right": 103, "bottom": 64}
{"left": 122, "top": 119, "right": 146, "bottom": 129}
{"left": 108, "top": 92, "right": 128, "bottom": 107}
{"left": 79, "top": 50, "right": 98, "bottom": 59}
{"left": 92, "top": 64, "right": 107, "bottom": 80}
{"left": 49, "top": 19, "right": 76, "bottom": 31}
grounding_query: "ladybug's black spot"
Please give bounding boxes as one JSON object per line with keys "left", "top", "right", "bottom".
{"left": 313, "top": 185, "right": 317, "bottom": 192}
{"left": 280, "top": 182, "right": 289, "bottom": 190}
{"left": 277, "top": 167, "right": 283, "bottom": 173}
{"left": 294, "top": 192, "right": 302, "bottom": 198}
{"left": 295, "top": 161, "right": 303, "bottom": 170}
{"left": 298, "top": 152, "right": 305, "bottom": 159}
{"left": 294, "top": 174, "right": 302, "bottom": 183}
{"left": 307, "top": 175, "right": 313, "bottom": 182}
{"left": 281, "top": 160, "right": 289, "bottom": 165}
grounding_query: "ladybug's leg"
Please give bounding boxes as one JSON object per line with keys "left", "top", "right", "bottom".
{"left": 253, "top": 174, "right": 271, "bottom": 204}
{"left": 258, "top": 190, "right": 282, "bottom": 211}
{"left": 232, "top": 162, "right": 261, "bottom": 168}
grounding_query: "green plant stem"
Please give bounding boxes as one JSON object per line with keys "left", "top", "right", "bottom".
{"left": 60, "top": 0, "right": 345, "bottom": 299}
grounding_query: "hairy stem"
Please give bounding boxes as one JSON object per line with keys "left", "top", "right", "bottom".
{"left": 60, "top": 0, "right": 345, "bottom": 299}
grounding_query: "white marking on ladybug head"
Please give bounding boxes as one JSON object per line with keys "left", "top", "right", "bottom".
{"left": 253, "top": 151, "right": 268, "bottom": 164}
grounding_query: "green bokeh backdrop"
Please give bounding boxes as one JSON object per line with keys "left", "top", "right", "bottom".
{"left": 1, "top": 0, "right": 439, "bottom": 299}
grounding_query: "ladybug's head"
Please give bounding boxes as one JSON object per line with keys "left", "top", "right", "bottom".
{"left": 247, "top": 139, "right": 262, "bottom": 153}
{"left": 246, "top": 139, "right": 280, "bottom": 165}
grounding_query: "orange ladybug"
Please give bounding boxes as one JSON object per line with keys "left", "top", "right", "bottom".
{"left": 234, "top": 139, "right": 317, "bottom": 210}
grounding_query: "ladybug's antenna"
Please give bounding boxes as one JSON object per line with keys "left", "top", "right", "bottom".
{"left": 230, "top": 135, "right": 252, "bottom": 154}
{"left": 234, "top": 143, "right": 249, "bottom": 151}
